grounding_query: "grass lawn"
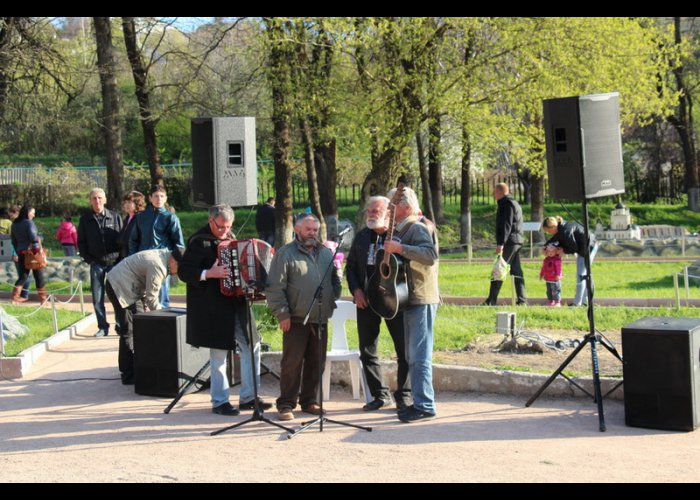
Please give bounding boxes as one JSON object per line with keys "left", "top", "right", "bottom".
{"left": 2, "top": 305, "right": 89, "bottom": 357}
{"left": 252, "top": 302, "right": 700, "bottom": 358}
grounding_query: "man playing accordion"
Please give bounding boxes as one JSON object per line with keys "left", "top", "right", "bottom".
{"left": 178, "top": 204, "right": 272, "bottom": 416}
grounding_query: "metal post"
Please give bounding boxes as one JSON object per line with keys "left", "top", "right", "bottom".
{"left": 684, "top": 266, "right": 690, "bottom": 307}
{"left": 682, "top": 233, "right": 686, "bottom": 257}
{"left": 78, "top": 280, "right": 85, "bottom": 315}
{"left": 674, "top": 272, "right": 681, "bottom": 311}
{"left": 530, "top": 231, "right": 534, "bottom": 259}
{"left": 69, "top": 268, "right": 74, "bottom": 295}
{"left": 51, "top": 294, "right": 59, "bottom": 335}
{"left": 0, "top": 313, "right": 4, "bottom": 357}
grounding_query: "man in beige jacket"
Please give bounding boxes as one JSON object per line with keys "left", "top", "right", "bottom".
{"left": 105, "top": 248, "right": 181, "bottom": 384}
{"left": 384, "top": 186, "right": 440, "bottom": 423}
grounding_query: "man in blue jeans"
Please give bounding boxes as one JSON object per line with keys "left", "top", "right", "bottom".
{"left": 177, "top": 204, "right": 272, "bottom": 416}
{"left": 77, "top": 188, "right": 123, "bottom": 337}
{"left": 384, "top": 186, "right": 440, "bottom": 423}
{"left": 129, "top": 185, "right": 184, "bottom": 308}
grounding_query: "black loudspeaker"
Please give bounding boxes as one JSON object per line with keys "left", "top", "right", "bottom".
{"left": 133, "top": 308, "right": 210, "bottom": 398}
{"left": 621, "top": 317, "right": 700, "bottom": 431}
{"left": 191, "top": 116, "right": 258, "bottom": 208}
{"left": 543, "top": 92, "right": 625, "bottom": 200}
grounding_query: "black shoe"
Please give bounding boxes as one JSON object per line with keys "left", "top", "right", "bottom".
{"left": 395, "top": 399, "right": 410, "bottom": 411}
{"left": 121, "top": 375, "right": 134, "bottom": 385}
{"left": 212, "top": 402, "right": 240, "bottom": 416}
{"left": 239, "top": 398, "right": 273, "bottom": 411}
{"left": 363, "top": 398, "right": 389, "bottom": 411}
{"left": 398, "top": 405, "right": 436, "bottom": 423}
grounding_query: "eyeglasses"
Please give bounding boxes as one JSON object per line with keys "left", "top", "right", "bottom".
{"left": 211, "top": 219, "right": 232, "bottom": 232}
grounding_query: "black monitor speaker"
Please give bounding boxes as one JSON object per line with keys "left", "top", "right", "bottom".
{"left": 133, "top": 308, "right": 210, "bottom": 398}
{"left": 621, "top": 317, "right": 700, "bottom": 431}
{"left": 543, "top": 92, "right": 625, "bottom": 201}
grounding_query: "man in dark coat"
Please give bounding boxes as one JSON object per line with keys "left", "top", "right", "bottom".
{"left": 178, "top": 204, "right": 272, "bottom": 416}
{"left": 255, "top": 197, "right": 276, "bottom": 246}
{"left": 77, "top": 187, "right": 123, "bottom": 337}
{"left": 483, "top": 182, "right": 526, "bottom": 305}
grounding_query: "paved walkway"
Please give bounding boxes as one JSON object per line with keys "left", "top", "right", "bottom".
{"left": 1, "top": 313, "right": 700, "bottom": 483}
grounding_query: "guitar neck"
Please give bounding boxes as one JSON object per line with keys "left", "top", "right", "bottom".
{"left": 382, "top": 203, "right": 397, "bottom": 264}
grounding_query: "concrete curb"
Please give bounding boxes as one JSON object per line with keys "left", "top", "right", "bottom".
{"left": 0, "top": 312, "right": 96, "bottom": 379}
{"left": 2, "top": 310, "right": 624, "bottom": 402}
{"left": 260, "top": 352, "right": 624, "bottom": 401}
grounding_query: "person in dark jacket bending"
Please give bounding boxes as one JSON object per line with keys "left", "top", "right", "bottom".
{"left": 542, "top": 215, "right": 599, "bottom": 306}
{"left": 483, "top": 183, "right": 526, "bottom": 305}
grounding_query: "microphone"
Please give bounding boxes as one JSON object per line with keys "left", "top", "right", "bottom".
{"left": 335, "top": 226, "right": 352, "bottom": 241}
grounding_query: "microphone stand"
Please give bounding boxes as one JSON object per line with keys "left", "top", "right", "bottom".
{"left": 211, "top": 286, "right": 295, "bottom": 437}
{"left": 288, "top": 235, "right": 372, "bottom": 439}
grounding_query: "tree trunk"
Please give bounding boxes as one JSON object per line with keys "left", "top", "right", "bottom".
{"left": 360, "top": 145, "right": 402, "bottom": 213}
{"left": 122, "top": 17, "right": 163, "bottom": 188}
{"left": 0, "top": 18, "right": 21, "bottom": 126}
{"left": 670, "top": 17, "right": 700, "bottom": 212}
{"left": 415, "top": 127, "right": 435, "bottom": 222}
{"left": 314, "top": 138, "right": 337, "bottom": 216}
{"left": 300, "top": 117, "right": 327, "bottom": 240}
{"left": 265, "top": 18, "right": 294, "bottom": 246}
{"left": 93, "top": 17, "right": 124, "bottom": 209}
{"left": 460, "top": 125, "right": 472, "bottom": 252}
{"left": 428, "top": 115, "right": 445, "bottom": 223}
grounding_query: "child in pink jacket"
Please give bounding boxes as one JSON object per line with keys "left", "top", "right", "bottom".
{"left": 539, "top": 243, "right": 563, "bottom": 306}
{"left": 56, "top": 215, "right": 78, "bottom": 256}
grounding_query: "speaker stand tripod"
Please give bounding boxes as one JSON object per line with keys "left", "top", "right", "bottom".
{"left": 211, "top": 292, "right": 295, "bottom": 436}
{"left": 525, "top": 199, "right": 622, "bottom": 432}
{"left": 288, "top": 242, "right": 372, "bottom": 439}
{"left": 164, "top": 344, "right": 281, "bottom": 414}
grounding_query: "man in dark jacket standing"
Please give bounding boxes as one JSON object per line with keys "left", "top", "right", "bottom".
{"left": 484, "top": 182, "right": 526, "bottom": 305}
{"left": 345, "top": 195, "right": 411, "bottom": 411}
{"left": 78, "top": 188, "right": 123, "bottom": 337}
{"left": 177, "top": 204, "right": 272, "bottom": 416}
{"left": 255, "top": 197, "right": 276, "bottom": 246}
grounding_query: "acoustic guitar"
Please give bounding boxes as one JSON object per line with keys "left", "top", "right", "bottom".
{"left": 367, "top": 186, "right": 409, "bottom": 319}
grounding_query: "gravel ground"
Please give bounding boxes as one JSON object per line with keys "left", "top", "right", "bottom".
{"left": 2, "top": 319, "right": 699, "bottom": 483}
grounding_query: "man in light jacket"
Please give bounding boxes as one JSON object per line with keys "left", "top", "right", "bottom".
{"left": 105, "top": 247, "right": 182, "bottom": 384}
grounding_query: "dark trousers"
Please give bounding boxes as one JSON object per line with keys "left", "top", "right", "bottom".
{"left": 486, "top": 244, "right": 526, "bottom": 305}
{"left": 15, "top": 257, "right": 45, "bottom": 289}
{"left": 357, "top": 306, "right": 411, "bottom": 404}
{"left": 105, "top": 281, "right": 144, "bottom": 381}
{"left": 276, "top": 322, "right": 327, "bottom": 410}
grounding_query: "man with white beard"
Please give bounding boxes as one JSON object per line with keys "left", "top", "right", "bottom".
{"left": 345, "top": 196, "right": 412, "bottom": 412}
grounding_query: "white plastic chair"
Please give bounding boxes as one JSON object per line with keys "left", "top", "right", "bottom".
{"left": 322, "top": 300, "right": 371, "bottom": 403}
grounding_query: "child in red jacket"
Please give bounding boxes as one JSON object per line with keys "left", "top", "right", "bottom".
{"left": 56, "top": 214, "right": 78, "bottom": 256}
{"left": 539, "top": 243, "right": 563, "bottom": 306}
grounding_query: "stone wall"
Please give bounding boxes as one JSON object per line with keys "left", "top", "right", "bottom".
{"left": 597, "top": 237, "right": 700, "bottom": 258}
{"left": 0, "top": 257, "right": 89, "bottom": 285}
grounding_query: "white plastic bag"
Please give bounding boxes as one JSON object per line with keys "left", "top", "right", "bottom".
{"left": 491, "top": 255, "right": 510, "bottom": 281}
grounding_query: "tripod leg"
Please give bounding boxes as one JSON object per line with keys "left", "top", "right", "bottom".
{"left": 525, "top": 336, "right": 590, "bottom": 407}
{"left": 164, "top": 360, "right": 210, "bottom": 414}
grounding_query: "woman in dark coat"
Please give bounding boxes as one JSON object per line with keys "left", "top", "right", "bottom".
{"left": 10, "top": 205, "right": 47, "bottom": 303}
{"left": 542, "top": 215, "right": 599, "bottom": 306}
{"left": 117, "top": 190, "right": 146, "bottom": 261}
{"left": 177, "top": 204, "right": 268, "bottom": 415}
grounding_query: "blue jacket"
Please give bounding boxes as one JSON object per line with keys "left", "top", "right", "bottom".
{"left": 128, "top": 206, "right": 184, "bottom": 255}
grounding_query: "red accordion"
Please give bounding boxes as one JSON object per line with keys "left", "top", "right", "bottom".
{"left": 217, "top": 238, "right": 274, "bottom": 301}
